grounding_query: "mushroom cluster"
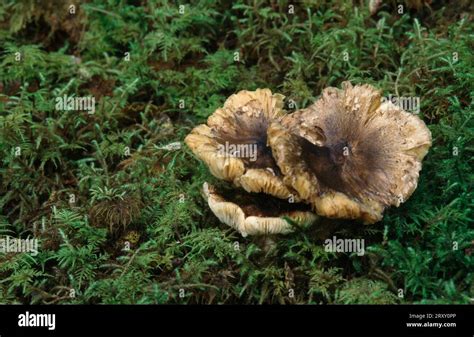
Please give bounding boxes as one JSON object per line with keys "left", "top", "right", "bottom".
{"left": 185, "top": 83, "right": 431, "bottom": 236}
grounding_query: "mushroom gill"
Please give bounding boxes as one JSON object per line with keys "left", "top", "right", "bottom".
{"left": 268, "top": 82, "right": 432, "bottom": 224}
{"left": 202, "top": 183, "right": 318, "bottom": 237}
{"left": 185, "top": 89, "right": 298, "bottom": 200}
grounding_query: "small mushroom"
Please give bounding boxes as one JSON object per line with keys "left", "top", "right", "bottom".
{"left": 202, "top": 183, "right": 318, "bottom": 237}
{"left": 185, "top": 89, "right": 298, "bottom": 200}
{"left": 268, "top": 82, "right": 432, "bottom": 224}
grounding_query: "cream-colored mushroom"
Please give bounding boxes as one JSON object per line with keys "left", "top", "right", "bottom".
{"left": 202, "top": 183, "right": 318, "bottom": 237}
{"left": 185, "top": 89, "right": 298, "bottom": 201}
{"left": 267, "top": 82, "right": 432, "bottom": 224}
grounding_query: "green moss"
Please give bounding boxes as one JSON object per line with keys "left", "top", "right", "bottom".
{"left": 0, "top": 0, "right": 472, "bottom": 304}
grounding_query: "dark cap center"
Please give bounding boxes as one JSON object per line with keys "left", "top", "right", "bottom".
{"left": 330, "top": 141, "right": 350, "bottom": 165}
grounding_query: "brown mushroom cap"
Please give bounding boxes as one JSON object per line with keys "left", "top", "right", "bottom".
{"left": 202, "top": 182, "right": 318, "bottom": 236}
{"left": 268, "top": 82, "right": 432, "bottom": 224}
{"left": 185, "top": 89, "right": 298, "bottom": 200}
